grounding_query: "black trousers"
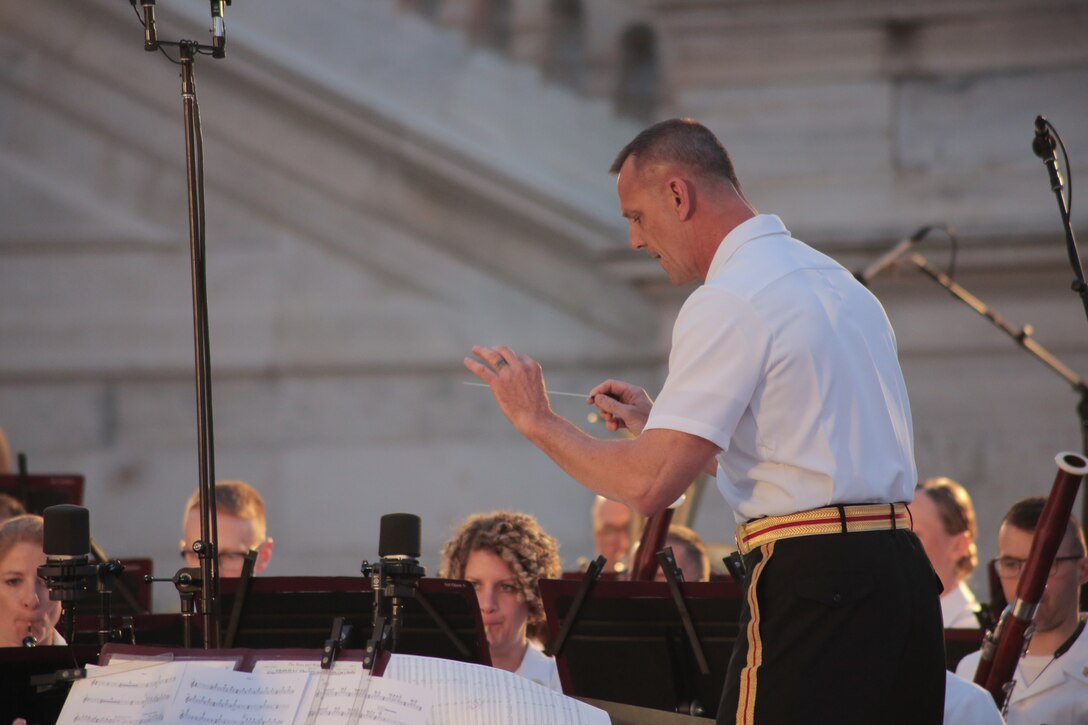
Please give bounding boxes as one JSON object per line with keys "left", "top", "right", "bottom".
{"left": 718, "top": 529, "right": 945, "bottom": 725}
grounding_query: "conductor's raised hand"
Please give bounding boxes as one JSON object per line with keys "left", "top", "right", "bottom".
{"left": 465, "top": 345, "right": 551, "bottom": 434}
{"left": 587, "top": 379, "right": 654, "bottom": 435}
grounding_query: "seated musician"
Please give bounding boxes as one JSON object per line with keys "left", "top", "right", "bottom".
{"left": 439, "top": 511, "right": 562, "bottom": 691}
{"left": 592, "top": 496, "right": 633, "bottom": 574}
{"left": 955, "top": 497, "right": 1088, "bottom": 725}
{"left": 0, "top": 515, "right": 62, "bottom": 647}
{"left": 911, "top": 477, "right": 984, "bottom": 627}
{"left": 655, "top": 524, "right": 710, "bottom": 582}
{"left": 179, "top": 480, "right": 274, "bottom": 577}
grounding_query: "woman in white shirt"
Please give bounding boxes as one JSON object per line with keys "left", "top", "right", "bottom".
{"left": 0, "top": 515, "right": 63, "bottom": 647}
{"left": 440, "top": 511, "right": 562, "bottom": 692}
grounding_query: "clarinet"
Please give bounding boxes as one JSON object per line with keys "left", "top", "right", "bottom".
{"left": 974, "top": 452, "right": 1088, "bottom": 708}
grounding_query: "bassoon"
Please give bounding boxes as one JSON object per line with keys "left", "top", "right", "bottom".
{"left": 628, "top": 496, "right": 685, "bottom": 581}
{"left": 973, "top": 451, "right": 1088, "bottom": 707}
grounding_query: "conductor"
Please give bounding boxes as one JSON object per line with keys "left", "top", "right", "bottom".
{"left": 466, "top": 119, "right": 945, "bottom": 724}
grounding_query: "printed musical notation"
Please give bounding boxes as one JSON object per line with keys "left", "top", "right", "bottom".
{"left": 383, "top": 654, "right": 610, "bottom": 725}
{"left": 57, "top": 657, "right": 432, "bottom": 725}
{"left": 72, "top": 715, "right": 162, "bottom": 725}
{"left": 250, "top": 660, "right": 430, "bottom": 725}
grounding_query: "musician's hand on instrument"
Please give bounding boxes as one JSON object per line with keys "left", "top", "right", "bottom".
{"left": 465, "top": 345, "right": 551, "bottom": 433}
{"left": 587, "top": 379, "right": 653, "bottom": 435}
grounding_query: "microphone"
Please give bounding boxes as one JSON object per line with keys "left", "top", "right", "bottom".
{"left": 38, "top": 505, "right": 97, "bottom": 642}
{"left": 140, "top": 0, "right": 158, "bottom": 51}
{"left": 378, "top": 513, "right": 422, "bottom": 560}
{"left": 210, "top": 0, "right": 228, "bottom": 59}
{"left": 854, "top": 225, "right": 934, "bottom": 287}
{"left": 43, "top": 504, "right": 90, "bottom": 561}
{"left": 1032, "top": 115, "right": 1056, "bottom": 161}
{"left": 362, "top": 513, "right": 426, "bottom": 669}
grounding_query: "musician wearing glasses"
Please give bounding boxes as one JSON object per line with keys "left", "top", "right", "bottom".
{"left": 179, "top": 480, "right": 274, "bottom": 577}
{"left": 956, "top": 497, "right": 1088, "bottom": 725}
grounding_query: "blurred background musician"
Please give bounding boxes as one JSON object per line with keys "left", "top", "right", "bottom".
{"left": 179, "top": 480, "right": 274, "bottom": 577}
{"left": 0, "top": 514, "right": 62, "bottom": 647}
{"left": 911, "top": 477, "right": 984, "bottom": 628}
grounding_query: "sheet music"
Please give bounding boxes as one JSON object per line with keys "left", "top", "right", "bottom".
{"left": 174, "top": 668, "right": 308, "bottom": 725}
{"left": 57, "top": 660, "right": 190, "bottom": 725}
{"left": 253, "top": 660, "right": 432, "bottom": 725}
{"left": 383, "top": 654, "right": 610, "bottom": 725}
{"left": 58, "top": 661, "right": 308, "bottom": 725}
{"left": 252, "top": 660, "right": 365, "bottom": 676}
{"left": 105, "top": 654, "right": 240, "bottom": 671}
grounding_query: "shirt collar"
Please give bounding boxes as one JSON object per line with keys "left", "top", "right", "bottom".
{"left": 706, "top": 214, "right": 790, "bottom": 281}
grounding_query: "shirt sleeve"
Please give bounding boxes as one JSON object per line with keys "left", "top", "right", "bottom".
{"left": 644, "top": 286, "right": 773, "bottom": 451}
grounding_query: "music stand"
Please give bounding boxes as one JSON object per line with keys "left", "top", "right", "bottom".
{"left": 0, "top": 644, "right": 99, "bottom": 724}
{"left": 70, "top": 612, "right": 189, "bottom": 648}
{"left": 0, "top": 473, "right": 84, "bottom": 512}
{"left": 215, "top": 576, "right": 491, "bottom": 665}
{"left": 540, "top": 578, "right": 741, "bottom": 718}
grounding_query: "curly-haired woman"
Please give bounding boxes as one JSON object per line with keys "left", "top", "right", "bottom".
{"left": 440, "top": 511, "right": 562, "bottom": 691}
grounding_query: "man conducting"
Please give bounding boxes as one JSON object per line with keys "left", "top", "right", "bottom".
{"left": 465, "top": 118, "right": 944, "bottom": 723}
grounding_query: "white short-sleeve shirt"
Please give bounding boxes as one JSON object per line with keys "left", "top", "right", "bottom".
{"left": 516, "top": 641, "right": 562, "bottom": 692}
{"left": 956, "top": 619, "right": 1088, "bottom": 725}
{"left": 644, "top": 215, "right": 916, "bottom": 521}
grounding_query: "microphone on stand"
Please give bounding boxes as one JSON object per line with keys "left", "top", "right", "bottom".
{"left": 379, "top": 513, "right": 422, "bottom": 561}
{"left": 1032, "top": 115, "right": 1066, "bottom": 197}
{"left": 1032, "top": 115, "right": 1057, "bottom": 161}
{"left": 362, "top": 513, "right": 426, "bottom": 670}
{"left": 38, "top": 505, "right": 97, "bottom": 644}
{"left": 210, "top": 0, "right": 229, "bottom": 58}
{"left": 854, "top": 225, "right": 935, "bottom": 287}
{"left": 140, "top": 0, "right": 158, "bottom": 51}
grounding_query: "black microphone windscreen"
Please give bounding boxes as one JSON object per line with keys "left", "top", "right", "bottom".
{"left": 43, "top": 504, "right": 90, "bottom": 558}
{"left": 378, "top": 513, "right": 421, "bottom": 559}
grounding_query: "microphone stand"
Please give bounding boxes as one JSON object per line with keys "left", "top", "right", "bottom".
{"left": 135, "top": 3, "right": 228, "bottom": 648}
{"left": 1032, "top": 116, "right": 1088, "bottom": 327}
{"left": 903, "top": 251, "right": 1088, "bottom": 528}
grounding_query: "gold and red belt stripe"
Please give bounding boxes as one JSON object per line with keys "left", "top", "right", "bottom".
{"left": 735, "top": 502, "right": 910, "bottom": 555}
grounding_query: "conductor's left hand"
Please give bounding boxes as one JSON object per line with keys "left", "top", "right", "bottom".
{"left": 465, "top": 345, "right": 551, "bottom": 433}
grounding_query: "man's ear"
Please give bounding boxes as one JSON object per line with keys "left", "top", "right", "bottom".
{"left": 666, "top": 177, "right": 695, "bottom": 221}
{"left": 950, "top": 531, "right": 971, "bottom": 560}
{"left": 1076, "top": 554, "right": 1088, "bottom": 586}
{"left": 254, "top": 538, "right": 274, "bottom": 574}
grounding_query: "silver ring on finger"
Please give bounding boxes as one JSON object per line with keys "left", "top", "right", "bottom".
{"left": 495, "top": 359, "right": 508, "bottom": 371}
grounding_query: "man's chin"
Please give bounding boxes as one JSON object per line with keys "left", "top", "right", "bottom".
{"left": 665, "top": 269, "right": 695, "bottom": 285}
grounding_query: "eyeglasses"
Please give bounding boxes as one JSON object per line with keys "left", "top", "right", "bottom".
{"left": 179, "top": 549, "right": 256, "bottom": 566}
{"left": 992, "top": 554, "right": 1083, "bottom": 579}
